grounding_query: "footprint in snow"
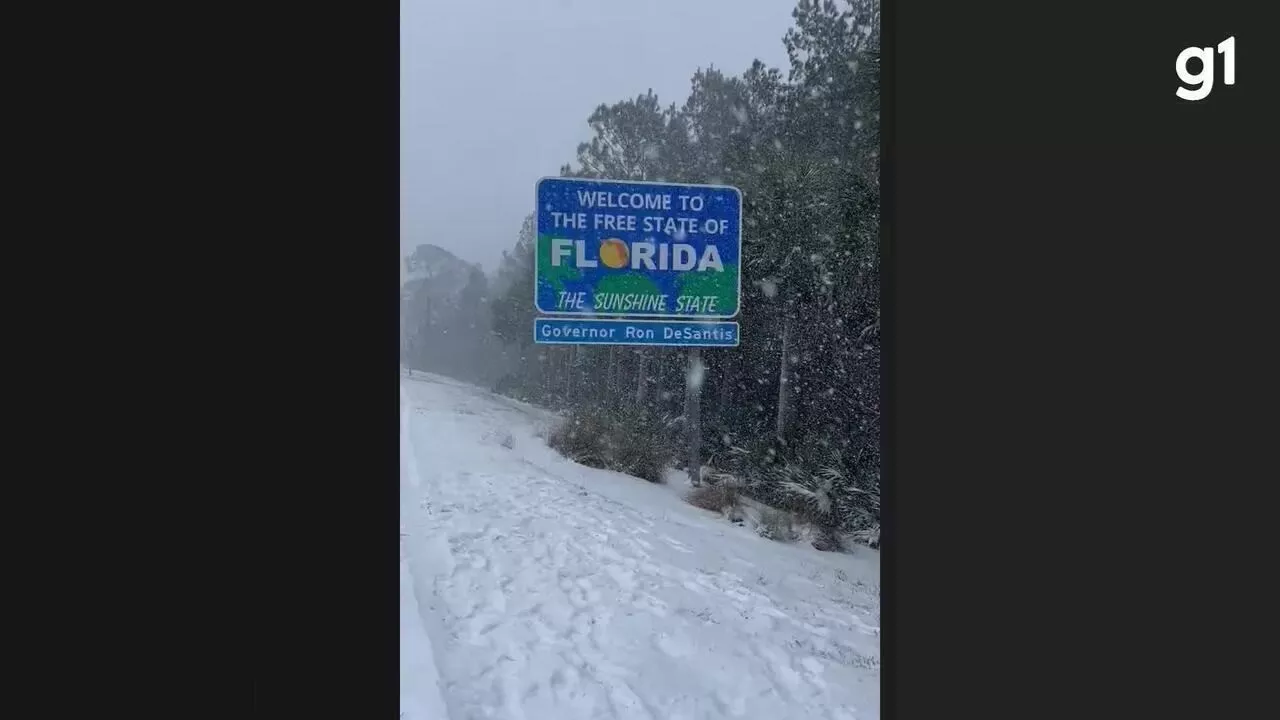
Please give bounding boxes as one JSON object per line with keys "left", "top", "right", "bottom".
{"left": 713, "top": 691, "right": 748, "bottom": 717}
{"left": 681, "top": 580, "right": 708, "bottom": 596}
{"left": 633, "top": 593, "right": 668, "bottom": 618}
{"left": 800, "top": 656, "right": 828, "bottom": 689}
{"left": 660, "top": 535, "right": 694, "bottom": 553}
{"left": 604, "top": 565, "right": 637, "bottom": 593}
{"left": 654, "top": 632, "right": 694, "bottom": 658}
{"left": 758, "top": 643, "right": 803, "bottom": 697}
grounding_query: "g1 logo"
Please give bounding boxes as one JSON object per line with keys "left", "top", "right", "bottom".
{"left": 1175, "top": 37, "right": 1235, "bottom": 101}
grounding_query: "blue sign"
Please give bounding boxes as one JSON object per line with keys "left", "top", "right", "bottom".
{"left": 534, "top": 318, "right": 740, "bottom": 348}
{"left": 535, "top": 177, "right": 742, "bottom": 319}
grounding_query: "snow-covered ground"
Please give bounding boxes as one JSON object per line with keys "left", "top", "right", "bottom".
{"left": 400, "top": 372, "right": 880, "bottom": 720}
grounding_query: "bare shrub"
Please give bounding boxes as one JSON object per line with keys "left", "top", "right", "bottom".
{"left": 546, "top": 412, "right": 608, "bottom": 469}
{"left": 685, "top": 483, "right": 739, "bottom": 513}
{"left": 756, "top": 507, "right": 798, "bottom": 542}
{"left": 811, "top": 525, "right": 846, "bottom": 552}
{"left": 547, "top": 406, "right": 671, "bottom": 483}
{"left": 610, "top": 421, "right": 670, "bottom": 483}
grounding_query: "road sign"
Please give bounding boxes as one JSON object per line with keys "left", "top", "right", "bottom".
{"left": 535, "top": 177, "right": 742, "bottom": 319}
{"left": 533, "top": 318, "right": 740, "bottom": 347}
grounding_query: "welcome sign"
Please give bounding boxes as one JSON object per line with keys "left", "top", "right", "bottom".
{"left": 534, "top": 177, "right": 743, "bottom": 320}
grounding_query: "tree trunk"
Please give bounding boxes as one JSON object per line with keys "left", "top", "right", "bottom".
{"left": 608, "top": 347, "right": 618, "bottom": 406}
{"left": 553, "top": 348, "right": 564, "bottom": 406}
{"left": 635, "top": 349, "right": 648, "bottom": 405}
{"left": 541, "top": 350, "right": 552, "bottom": 399}
{"left": 717, "top": 353, "right": 733, "bottom": 420}
{"left": 776, "top": 314, "right": 792, "bottom": 441}
{"left": 651, "top": 350, "right": 664, "bottom": 411}
{"left": 565, "top": 347, "right": 576, "bottom": 406}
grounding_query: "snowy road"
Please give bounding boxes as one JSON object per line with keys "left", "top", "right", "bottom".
{"left": 400, "top": 373, "right": 880, "bottom": 720}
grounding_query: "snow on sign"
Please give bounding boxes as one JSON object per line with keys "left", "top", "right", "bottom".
{"left": 535, "top": 177, "right": 743, "bottom": 320}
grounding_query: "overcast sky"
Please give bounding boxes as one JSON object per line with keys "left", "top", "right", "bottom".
{"left": 400, "top": 0, "right": 796, "bottom": 279}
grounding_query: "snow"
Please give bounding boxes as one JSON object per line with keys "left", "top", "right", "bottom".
{"left": 401, "top": 557, "right": 451, "bottom": 720}
{"left": 401, "top": 383, "right": 452, "bottom": 720}
{"left": 400, "top": 372, "right": 879, "bottom": 720}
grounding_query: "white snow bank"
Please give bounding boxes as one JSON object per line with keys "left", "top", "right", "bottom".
{"left": 400, "top": 374, "right": 879, "bottom": 720}
{"left": 401, "top": 559, "right": 450, "bottom": 719}
{"left": 400, "top": 385, "right": 451, "bottom": 719}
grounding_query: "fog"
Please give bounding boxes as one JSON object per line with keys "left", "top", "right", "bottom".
{"left": 400, "top": 0, "right": 796, "bottom": 279}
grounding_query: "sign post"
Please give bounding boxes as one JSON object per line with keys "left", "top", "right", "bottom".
{"left": 532, "top": 176, "right": 743, "bottom": 481}
{"left": 685, "top": 346, "right": 703, "bottom": 486}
